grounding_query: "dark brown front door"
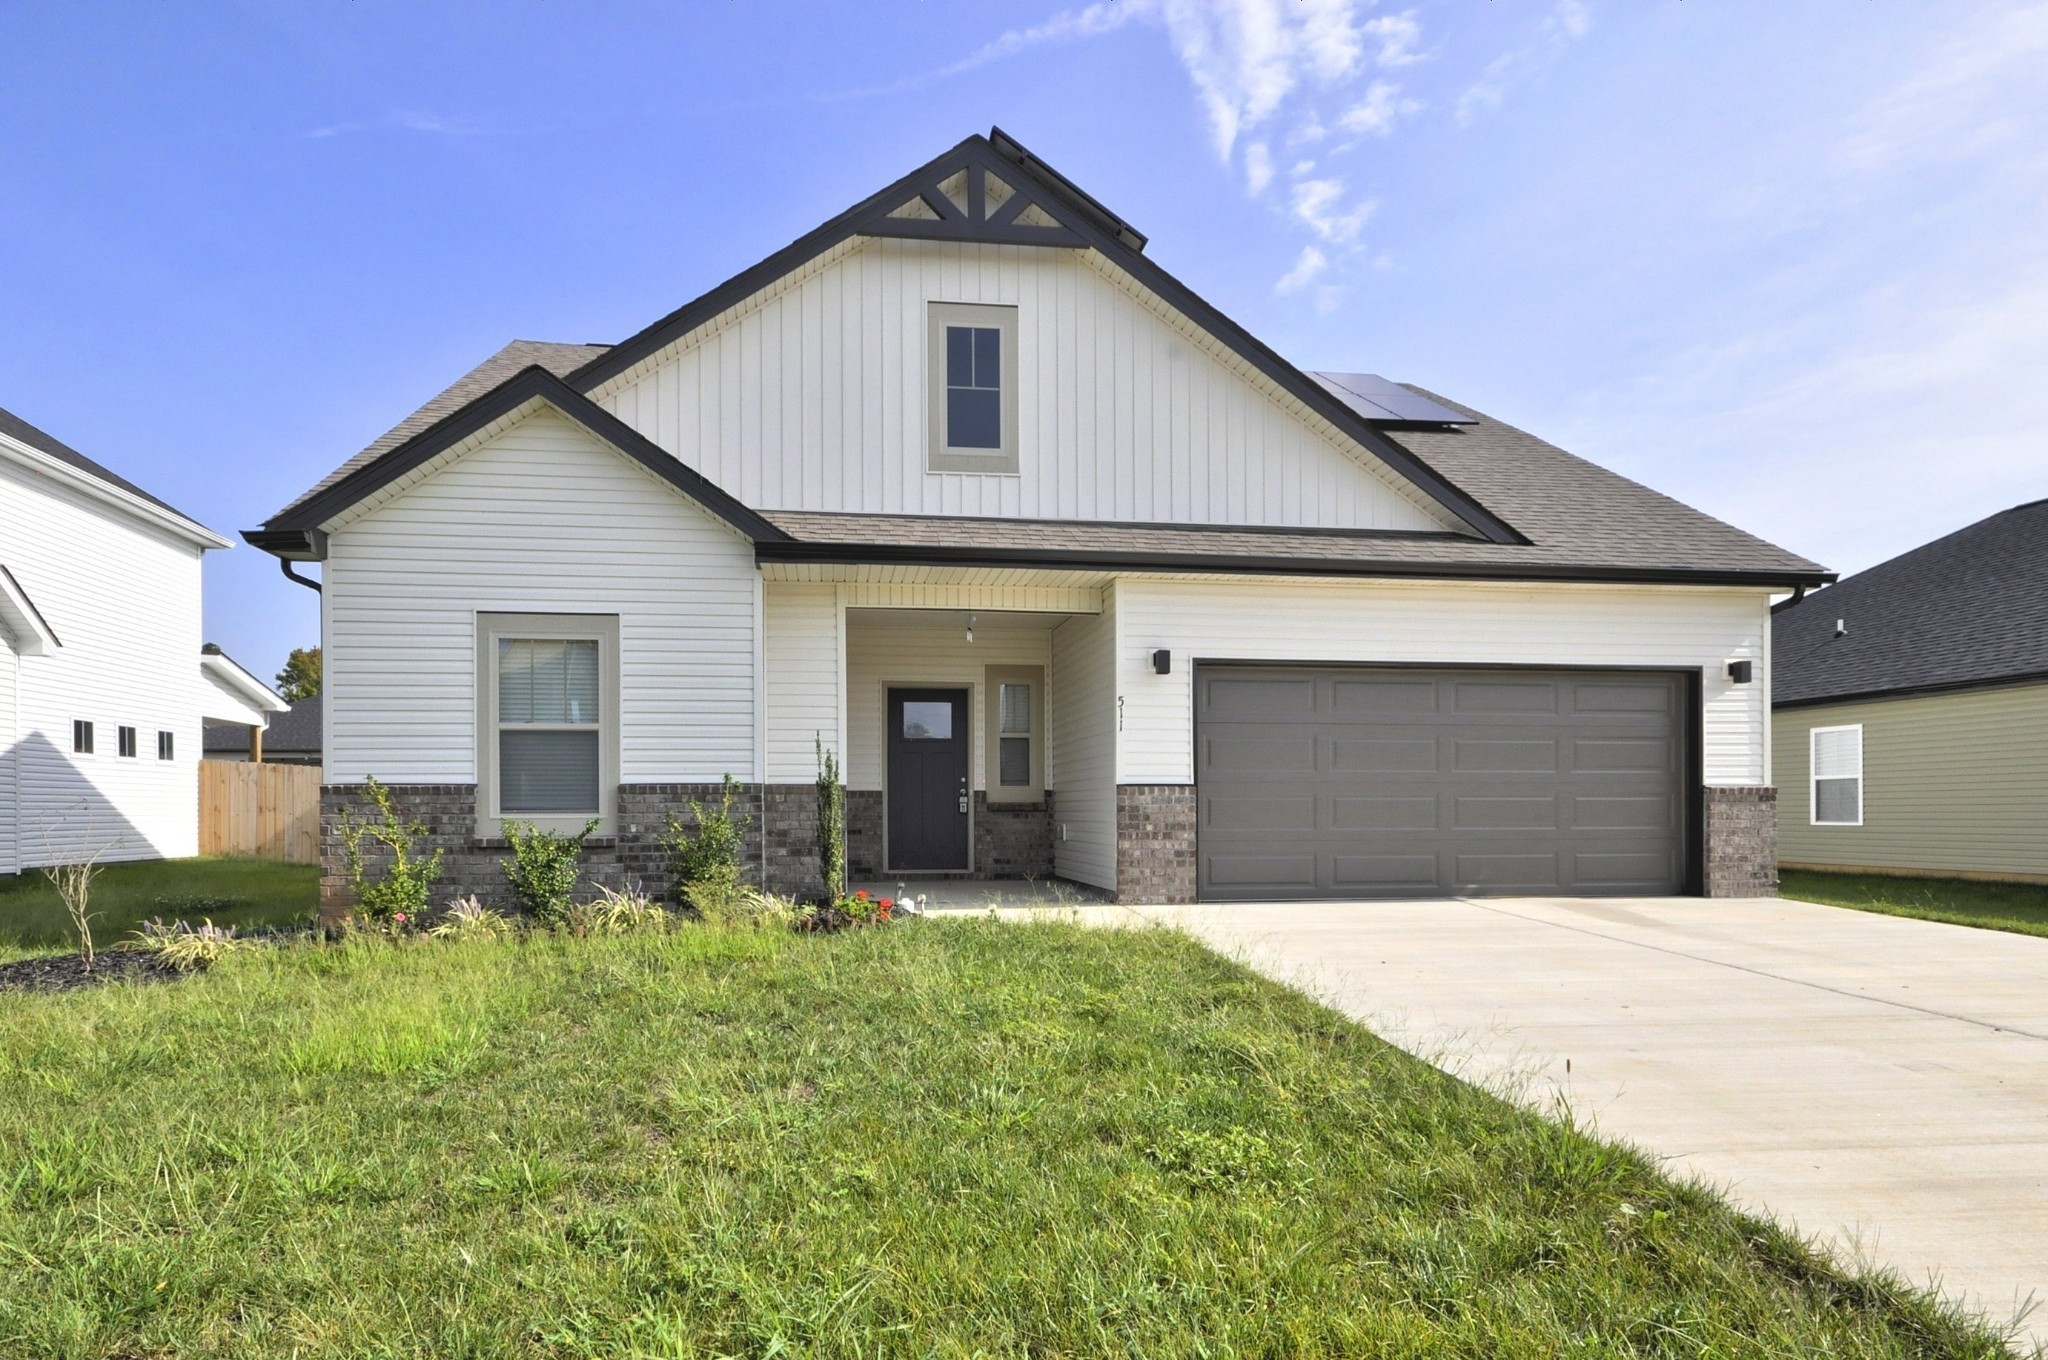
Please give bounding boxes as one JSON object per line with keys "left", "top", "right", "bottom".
{"left": 887, "top": 688, "right": 970, "bottom": 870}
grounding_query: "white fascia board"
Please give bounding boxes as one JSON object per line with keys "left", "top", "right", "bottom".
{"left": 0, "top": 429, "right": 233, "bottom": 551}
{"left": 0, "top": 563, "right": 60, "bottom": 654}
{"left": 201, "top": 650, "right": 290, "bottom": 716}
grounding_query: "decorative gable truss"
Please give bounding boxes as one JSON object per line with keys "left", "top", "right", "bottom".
{"left": 860, "top": 144, "right": 1088, "bottom": 249}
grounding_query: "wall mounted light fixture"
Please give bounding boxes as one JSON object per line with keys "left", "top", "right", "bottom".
{"left": 1152, "top": 649, "right": 1172, "bottom": 675}
{"left": 1726, "top": 660, "right": 1753, "bottom": 684}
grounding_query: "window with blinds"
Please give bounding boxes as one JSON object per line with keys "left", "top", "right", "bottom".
{"left": 1810, "top": 724, "right": 1863, "bottom": 826}
{"left": 497, "top": 637, "right": 601, "bottom": 815}
{"left": 998, "top": 681, "right": 1032, "bottom": 787}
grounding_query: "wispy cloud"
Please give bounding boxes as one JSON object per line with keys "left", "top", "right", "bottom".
{"left": 1275, "top": 244, "right": 1329, "bottom": 292}
{"left": 308, "top": 110, "right": 478, "bottom": 140}
{"left": 1457, "top": 0, "right": 1594, "bottom": 124}
{"left": 1340, "top": 80, "right": 1421, "bottom": 137}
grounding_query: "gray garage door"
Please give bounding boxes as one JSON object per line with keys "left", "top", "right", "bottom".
{"left": 1196, "top": 665, "right": 1689, "bottom": 900}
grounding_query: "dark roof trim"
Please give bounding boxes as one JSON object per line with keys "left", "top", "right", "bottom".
{"left": 563, "top": 130, "right": 1519, "bottom": 546}
{"left": 0, "top": 563, "right": 60, "bottom": 648}
{"left": 1773, "top": 669, "right": 2048, "bottom": 711}
{"left": 754, "top": 537, "right": 1831, "bottom": 589}
{"left": 259, "top": 367, "right": 790, "bottom": 547}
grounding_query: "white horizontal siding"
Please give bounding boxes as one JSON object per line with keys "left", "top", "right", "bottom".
{"left": 1112, "top": 577, "right": 1770, "bottom": 787}
{"left": 0, "top": 458, "right": 207, "bottom": 864}
{"left": 0, "top": 636, "right": 16, "bottom": 874}
{"left": 597, "top": 237, "right": 1454, "bottom": 533}
{"left": 843, "top": 610, "right": 1052, "bottom": 792}
{"left": 324, "top": 407, "right": 759, "bottom": 785}
{"left": 761, "top": 562, "right": 1115, "bottom": 592}
{"left": 1049, "top": 598, "right": 1116, "bottom": 890}
{"left": 763, "top": 582, "right": 840, "bottom": 782}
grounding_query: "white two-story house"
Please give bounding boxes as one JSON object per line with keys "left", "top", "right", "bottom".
{"left": 249, "top": 129, "right": 1829, "bottom": 913}
{"left": 1, "top": 404, "right": 283, "bottom": 873}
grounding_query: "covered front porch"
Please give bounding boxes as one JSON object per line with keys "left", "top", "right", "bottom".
{"left": 761, "top": 570, "right": 1119, "bottom": 896}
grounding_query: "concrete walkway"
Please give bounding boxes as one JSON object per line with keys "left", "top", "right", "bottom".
{"left": 1093, "top": 897, "right": 2048, "bottom": 1347}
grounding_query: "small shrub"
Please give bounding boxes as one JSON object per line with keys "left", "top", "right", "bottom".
{"left": 338, "top": 776, "right": 444, "bottom": 924}
{"left": 816, "top": 735, "right": 846, "bottom": 903}
{"left": 130, "top": 918, "right": 248, "bottom": 973}
{"left": 794, "top": 889, "right": 897, "bottom": 933}
{"left": 658, "top": 774, "right": 751, "bottom": 904}
{"left": 502, "top": 820, "right": 598, "bottom": 926}
{"left": 687, "top": 869, "right": 795, "bottom": 930}
{"left": 573, "top": 883, "right": 674, "bottom": 936}
{"left": 427, "top": 896, "right": 515, "bottom": 942}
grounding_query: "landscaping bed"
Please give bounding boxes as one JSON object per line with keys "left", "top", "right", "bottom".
{"left": 0, "top": 855, "right": 317, "bottom": 950}
{"left": 0, "top": 920, "right": 2014, "bottom": 1357}
{"left": 1781, "top": 868, "right": 2048, "bottom": 940}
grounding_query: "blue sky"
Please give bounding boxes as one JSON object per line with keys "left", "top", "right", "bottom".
{"left": 3, "top": 1, "right": 2044, "bottom": 685}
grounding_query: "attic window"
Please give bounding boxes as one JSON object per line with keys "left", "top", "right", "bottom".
{"left": 927, "top": 302, "right": 1018, "bottom": 475}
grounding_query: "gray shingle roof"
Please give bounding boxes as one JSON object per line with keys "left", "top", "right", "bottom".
{"left": 267, "top": 348, "right": 1820, "bottom": 584}
{"left": 1774, "top": 500, "right": 2048, "bottom": 706}
{"left": 0, "top": 402, "right": 207, "bottom": 526}
{"left": 278, "top": 341, "right": 609, "bottom": 517}
{"left": 205, "top": 695, "right": 322, "bottom": 754}
{"left": 761, "top": 389, "right": 1825, "bottom": 583}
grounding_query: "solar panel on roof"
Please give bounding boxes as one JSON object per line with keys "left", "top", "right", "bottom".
{"left": 1308, "top": 372, "right": 1476, "bottom": 425}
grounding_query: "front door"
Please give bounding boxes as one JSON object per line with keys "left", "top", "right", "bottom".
{"left": 887, "top": 687, "right": 970, "bottom": 870}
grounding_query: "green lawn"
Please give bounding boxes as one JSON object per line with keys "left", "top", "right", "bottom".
{"left": 0, "top": 921, "right": 2012, "bottom": 1357}
{"left": 1782, "top": 868, "right": 2048, "bottom": 940}
{"left": 0, "top": 855, "right": 318, "bottom": 953}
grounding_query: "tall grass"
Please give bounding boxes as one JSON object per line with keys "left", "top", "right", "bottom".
{"left": 0, "top": 921, "right": 2017, "bottom": 1357}
{"left": 0, "top": 855, "right": 317, "bottom": 949}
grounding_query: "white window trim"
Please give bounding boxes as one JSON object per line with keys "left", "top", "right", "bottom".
{"left": 926, "top": 301, "right": 1020, "bottom": 475}
{"left": 1809, "top": 723, "right": 1863, "bottom": 827}
{"left": 476, "top": 612, "right": 620, "bottom": 837}
{"left": 983, "top": 665, "right": 1044, "bottom": 804}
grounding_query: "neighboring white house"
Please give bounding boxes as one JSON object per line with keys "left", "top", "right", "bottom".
{"left": 249, "top": 129, "right": 1831, "bottom": 912}
{"left": 0, "top": 403, "right": 284, "bottom": 871}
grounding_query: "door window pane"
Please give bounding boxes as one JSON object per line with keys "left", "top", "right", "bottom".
{"left": 902, "top": 702, "right": 953, "bottom": 740}
{"left": 500, "top": 729, "right": 600, "bottom": 813}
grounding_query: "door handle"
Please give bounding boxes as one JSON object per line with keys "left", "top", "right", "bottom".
{"left": 958, "top": 795, "right": 969, "bottom": 814}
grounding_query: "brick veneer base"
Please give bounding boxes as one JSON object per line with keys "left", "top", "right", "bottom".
{"left": 1115, "top": 784, "right": 1196, "bottom": 904}
{"left": 1703, "top": 785, "right": 1778, "bottom": 898}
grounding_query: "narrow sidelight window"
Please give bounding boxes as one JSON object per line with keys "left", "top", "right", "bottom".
{"left": 1810, "top": 724, "right": 1863, "bottom": 826}
{"left": 73, "top": 719, "right": 93, "bottom": 754}
{"left": 117, "top": 725, "right": 137, "bottom": 758}
{"left": 157, "top": 730, "right": 175, "bottom": 760}
{"left": 983, "top": 666, "right": 1044, "bottom": 803}
{"left": 927, "top": 302, "right": 1019, "bottom": 473}
{"left": 998, "top": 682, "right": 1032, "bottom": 786}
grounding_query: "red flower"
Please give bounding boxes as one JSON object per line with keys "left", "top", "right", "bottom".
{"left": 854, "top": 890, "right": 869, "bottom": 900}
{"left": 879, "top": 898, "right": 894, "bottom": 909}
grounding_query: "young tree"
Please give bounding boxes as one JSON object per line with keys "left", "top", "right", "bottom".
{"left": 276, "top": 646, "right": 321, "bottom": 702}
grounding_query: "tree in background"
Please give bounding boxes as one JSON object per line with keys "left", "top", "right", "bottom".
{"left": 276, "top": 646, "right": 321, "bottom": 703}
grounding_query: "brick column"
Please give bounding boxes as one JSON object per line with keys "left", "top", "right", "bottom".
{"left": 1115, "top": 784, "right": 1197, "bottom": 904}
{"left": 1703, "top": 785, "right": 1778, "bottom": 898}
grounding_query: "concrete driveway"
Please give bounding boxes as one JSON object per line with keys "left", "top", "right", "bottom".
{"left": 1120, "top": 896, "right": 2048, "bottom": 1347}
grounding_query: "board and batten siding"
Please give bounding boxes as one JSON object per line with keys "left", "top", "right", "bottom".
{"left": 1112, "top": 578, "right": 1772, "bottom": 787}
{"left": 322, "top": 407, "right": 759, "bottom": 785}
{"left": 595, "top": 237, "right": 1455, "bottom": 533}
{"left": 0, "top": 457, "right": 209, "bottom": 864}
{"left": 1774, "top": 683, "right": 2048, "bottom": 881}
{"left": 1049, "top": 598, "right": 1117, "bottom": 891}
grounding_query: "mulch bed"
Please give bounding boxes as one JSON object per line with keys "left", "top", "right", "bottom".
{"left": 0, "top": 950, "right": 183, "bottom": 995}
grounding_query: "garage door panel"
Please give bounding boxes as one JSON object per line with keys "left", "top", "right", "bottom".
{"left": 1329, "top": 795, "right": 1439, "bottom": 830}
{"left": 1329, "top": 677, "right": 1439, "bottom": 714}
{"left": 1332, "top": 853, "right": 1442, "bottom": 891}
{"left": 1454, "top": 738, "right": 1558, "bottom": 773}
{"left": 1453, "top": 680, "right": 1560, "bottom": 714}
{"left": 1197, "top": 665, "right": 1688, "bottom": 901}
{"left": 1204, "top": 733, "right": 1318, "bottom": 773}
{"left": 1330, "top": 736, "right": 1439, "bottom": 774}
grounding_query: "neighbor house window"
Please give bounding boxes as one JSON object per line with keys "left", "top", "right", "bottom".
{"left": 157, "top": 730, "right": 175, "bottom": 760}
{"left": 1811, "top": 724, "right": 1863, "bottom": 826}
{"left": 117, "top": 725, "right": 137, "bottom": 758}
{"left": 477, "top": 613, "right": 619, "bottom": 835}
{"left": 927, "top": 302, "right": 1019, "bottom": 474}
{"left": 984, "top": 666, "right": 1043, "bottom": 803}
{"left": 72, "top": 720, "right": 93, "bottom": 754}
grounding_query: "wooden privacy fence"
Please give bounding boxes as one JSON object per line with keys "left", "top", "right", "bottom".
{"left": 199, "top": 760, "right": 321, "bottom": 864}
